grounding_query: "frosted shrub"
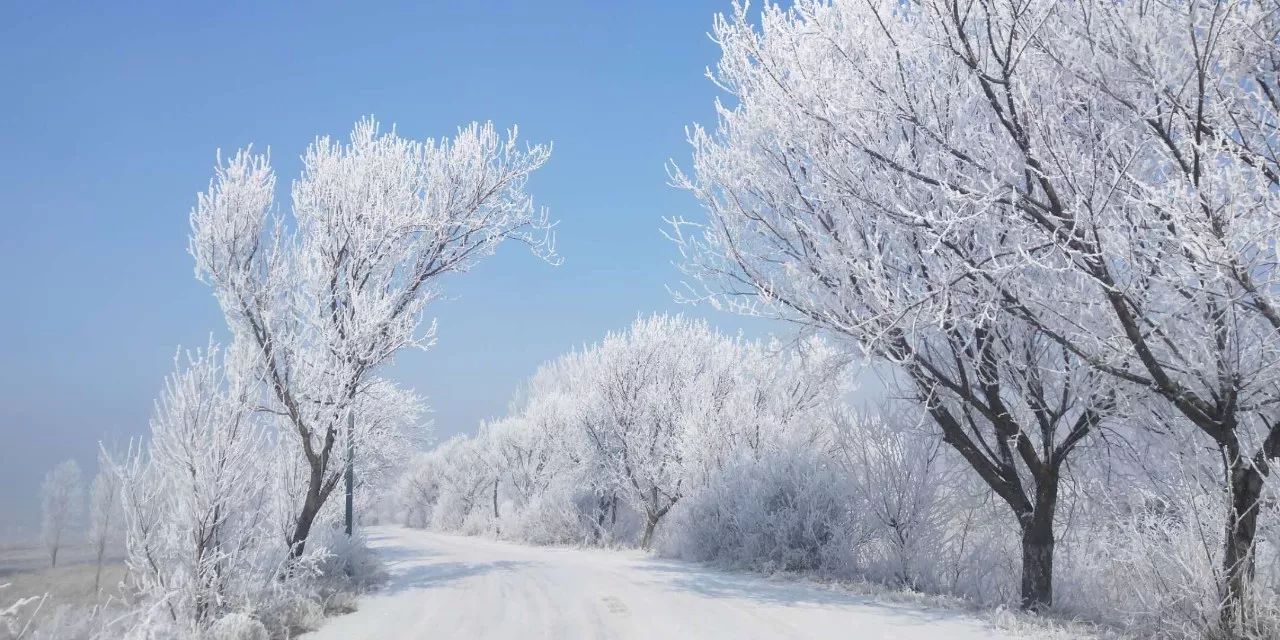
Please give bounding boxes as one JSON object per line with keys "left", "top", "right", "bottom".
{"left": 833, "top": 412, "right": 948, "bottom": 590}
{"left": 662, "top": 444, "right": 859, "bottom": 574}
{"left": 428, "top": 492, "right": 472, "bottom": 532}
{"left": 501, "top": 482, "right": 598, "bottom": 546}
{"left": 254, "top": 592, "right": 324, "bottom": 639}
{"left": 205, "top": 613, "right": 268, "bottom": 640}
{"left": 831, "top": 413, "right": 1019, "bottom": 603}
{"left": 500, "top": 495, "right": 582, "bottom": 545}
{"left": 308, "top": 529, "right": 389, "bottom": 597}
{"left": 1, "top": 585, "right": 45, "bottom": 640}
{"left": 1080, "top": 493, "right": 1226, "bottom": 636}
{"left": 114, "top": 343, "right": 276, "bottom": 632}
{"left": 1056, "top": 475, "right": 1280, "bottom": 639}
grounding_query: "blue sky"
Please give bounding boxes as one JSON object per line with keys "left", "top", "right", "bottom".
{"left": 0, "top": 1, "right": 799, "bottom": 532}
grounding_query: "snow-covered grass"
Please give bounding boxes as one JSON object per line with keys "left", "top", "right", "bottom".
{"left": 0, "top": 541, "right": 117, "bottom": 578}
{"left": 0, "top": 544, "right": 129, "bottom": 640}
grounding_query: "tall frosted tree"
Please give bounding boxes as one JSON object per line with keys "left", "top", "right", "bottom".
{"left": 670, "top": 0, "right": 1131, "bottom": 611}
{"left": 188, "top": 118, "right": 554, "bottom": 557}
{"left": 672, "top": 0, "right": 1280, "bottom": 624}
{"left": 40, "top": 459, "right": 83, "bottom": 568}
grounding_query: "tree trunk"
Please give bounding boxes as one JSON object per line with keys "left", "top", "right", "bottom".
{"left": 1020, "top": 520, "right": 1054, "bottom": 612}
{"left": 1019, "top": 472, "right": 1059, "bottom": 612}
{"left": 344, "top": 410, "right": 355, "bottom": 537}
{"left": 492, "top": 479, "right": 501, "bottom": 535}
{"left": 640, "top": 514, "right": 659, "bottom": 550}
{"left": 1221, "top": 459, "right": 1264, "bottom": 632}
{"left": 288, "top": 465, "right": 329, "bottom": 560}
{"left": 289, "top": 500, "right": 319, "bottom": 560}
{"left": 94, "top": 548, "right": 105, "bottom": 592}
{"left": 593, "top": 496, "right": 608, "bottom": 543}
{"left": 50, "top": 546, "right": 58, "bottom": 568}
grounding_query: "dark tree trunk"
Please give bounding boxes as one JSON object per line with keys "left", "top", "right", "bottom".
{"left": 289, "top": 500, "right": 319, "bottom": 560}
{"left": 288, "top": 464, "right": 331, "bottom": 560}
{"left": 344, "top": 411, "right": 355, "bottom": 537}
{"left": 492, "top": 479, "right": 501, "bottom": 535}
{"left": 94, "top": 548, "right": 105, "bottom": 592}
{"left": 592, "top": 493, "right": 613, "bottom": 543}
{"left": 640, "top": 515, "right": 658, "bottom": 550}
{"left": 1221, "top": 459, "right": 1264, "bottom": 631}
{"left": 1019, "top": 472, "right": 1058, "bottom": 612}
{"left": 1020, "top": 520, "right": 1054, "bottom": 611}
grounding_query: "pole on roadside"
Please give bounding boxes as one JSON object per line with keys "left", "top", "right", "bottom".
{"left": 345, "top": 408, "right": 355, "bottom": 536}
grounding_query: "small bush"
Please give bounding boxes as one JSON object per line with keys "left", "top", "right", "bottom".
{"left": 662, "top": 445, "right": 858, "bottom": 574}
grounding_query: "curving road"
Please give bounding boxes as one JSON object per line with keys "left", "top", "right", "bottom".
{"left": 306, "top": 526, "right": 1021, "bottom": 639}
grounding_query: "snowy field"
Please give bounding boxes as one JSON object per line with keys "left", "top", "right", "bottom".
{"left": 307, "top": 526, "right": 1024, "bottom": 640}
{"left": 0, "top": 541, "right": 125, "bottom": 603}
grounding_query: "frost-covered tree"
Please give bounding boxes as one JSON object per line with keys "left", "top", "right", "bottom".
{"left": 669, "top": 0, "right": 1136, "bottom": 610}
{"left": 833, "top": 409, "right": 954, "bottom": 590}
{"left": 577, "top": 316, "right": 721, "bottom": 548}
{"left": 188, "top": 118, "right": 553, "bottom": 557}
{"left": 489, "top": 396, "right": 574, "bottom": 513}
{"left": 116, "top": 341, "right": 271, "bottom": 629}
{"left": 40, "top": 459, "right": 83, "bottom": 568}
{"left": 428, "top": 436, "right": 495, "bottom": 531}
{"left": 516, "top": 353, "right": 623, "bottom": 542}
{"left": 348, "top": 380, "right": 426, "bottom": 521}
{"left": 395, "top": 452, "right": 441, "bottom": 528}
{"left": 674, "top": 0, "right": 1280, "bottom": 622}
{"left": 87, "top": 452, "right": 122, "bottom": 592}
{"left": 982, "top": 6, "right": 1280, "bottom": 625}
{"left": 466, "top": 315, "right": 847, "bottom": 549}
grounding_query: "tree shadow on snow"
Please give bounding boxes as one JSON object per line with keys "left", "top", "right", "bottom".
{"left": 634, "top": 559, "right": 973, "bottom": 627}
{"left": 372, "top": 544, "right": 443, "bottom": 564}
{"left": 383, "top": 558, "right": 528, "bottom": 593}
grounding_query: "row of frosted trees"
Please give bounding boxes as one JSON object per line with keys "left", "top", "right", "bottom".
{"left": 393, "top": 1, "right": 1280, "bottom": 637}
{"left": 392, "top": 315, "right": 1280, "bottom": 638}
{"left": 391, "top": 316, "right": 847, "bottom": 546}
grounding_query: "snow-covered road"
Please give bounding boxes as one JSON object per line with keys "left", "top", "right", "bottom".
{"left": 306, "top": 526, "right": 1020, "bottom": 639}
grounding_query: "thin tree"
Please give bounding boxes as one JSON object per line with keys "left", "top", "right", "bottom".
{"left": 40, "top": 459, "right": 83, "bottom": 568}
{"left": 87, "top": 452, "right": 121, "bottom": 591}
{"left": 115, "top": 341, "right": 270, "bottom": 628}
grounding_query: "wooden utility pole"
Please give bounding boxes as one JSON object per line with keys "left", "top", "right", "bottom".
{"left": 345, "top": 409, "right": 355, "bottom": 536}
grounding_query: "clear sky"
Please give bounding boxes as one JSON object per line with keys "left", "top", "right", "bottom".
{"left": 0, "top": 1, "right": 800, "bottom": 534}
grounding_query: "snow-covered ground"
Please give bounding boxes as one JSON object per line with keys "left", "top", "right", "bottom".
{"left": 306, "top": 526, "right": 1024, "bottom": 639}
